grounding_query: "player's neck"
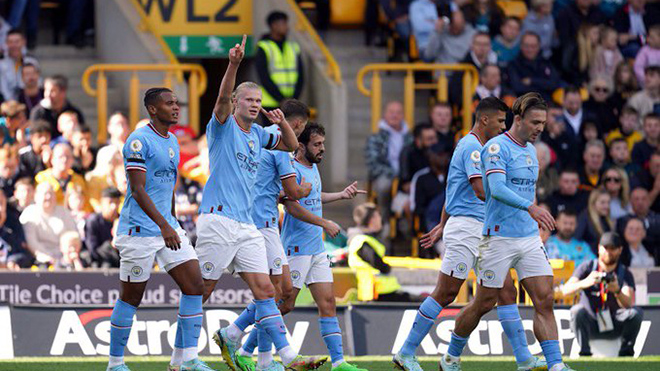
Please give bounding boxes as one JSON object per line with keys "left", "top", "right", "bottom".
{"left": 235, "top": 114, "right": 252, "bottom": 131}
{"left": 508, "top": 127, "right": 527, "bottom": 145}
{"left": 150, "top": 120, "right": 170, "bottom": 137}
{"left": 471, "top": 128, "right": 487, "bottom": 144}
{"left": 295, "top": 152, "right": 312, "bottom": 167}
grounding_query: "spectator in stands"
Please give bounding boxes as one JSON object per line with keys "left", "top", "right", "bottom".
{"left": 409, "top": 0, "right": 439, "bottom": 58}
{"left": 255, "top": 11, "right": 303, "bottom": 111}
{"left": 365, "top": 101, "right": 410, "bottom": 220}
{"left": 507, "top": 32, "right": 560, "bottom": 102}
{"left": 399, "top": 124, "right": 437, "bottom": 188}
{"left": 84, "top": 187, "right": 121, "bottom": 265}
{"left": 611, "top": 61, "right": 639, "bottom": 112}
{"left": 30, "top": 75, "right": 84, "bottom": 138}
{"left": 366, "top": 0, "right": 411, "bottom": 49}
{"left": 85, "top": 145, "right": 122, "bottom": 213}
{"left": 556, "top": 0, "right": 606, "bottom": 76}
{"left": 590, "top": 26, "right": 624, "bottom": 81}
{"left": 576, "top": 188, "right": 614, "bottom": 253}
{"left": 546, "top": 209, "right": 596, "bottom": 267}
{"left": 35, "top": 142, "right": 88, "bottom": 209}
{"left": 631, "top": 113, "right": 660, "bottom": 169}
{"left": 521, "top": 0, "right": 555, "bottom": 59}
{"left": 65, "top": 184, "right": 88, "bottom": 238}
{"left": 491, "top": 17, "right": 520, "bottom": 65}
{"left": 584, "top": 77, "right": 619, "bottom": 135}
{"left": 563, "top": 232, "right": 643, "bottom": 357}
{"left": 550, "top": 170, "right": 591, "bottom": 220}
{"left": 20, "top": 182, "right": 76, "bottom": 266}
{"left": 8, "top": 0, "right": 40, "bottom": 49}
{"left": 631, "top": 151, "right": 660, "bottom": 212}
{"left": 606, "top": 106, "right": 643, "bottom": 151}
{"left": 71, "top": 125, "right": 95, "bottom": 175}
{"left": 579, "top": 140, "right": 606, "bottom": 192}
{"left": 561, "top": 86, "right": 586, "bottom": 140}
{"left": 105, "top": 111, "right": 129, "bottom": 149}
{"left": 411, "top": 151, "right": 448, "bottom": 233}
{"left": 52, "top": 110, "right": 79, "bottom": 146}
{"left": 449, "top": 31, "right": 497, "bottom": 104}
{"left": 55, "top": 231, "right": 89, "bottom": 271}
{"left": 429, "top": 102, "right": 455, "bottom": 154}
{"left": 472, "top": 64, "right": 516, "bottom": 108}
{"left": 621, "top": 217, "right": 655, "bottom": 268}
{"left": 10, "top": 177, "right": 33, "bottom": 213}
{"left": 0, "top": 30, "right": 37, "bottom": 102}
{"left": 0, "top": 100, "right": 27, "bottom": 146}
{"left": 0, "top": 144, "right": 19, "bottom": 198}
{"left": 608, "top": 138, "right": 641, "bottom": 179}
{"left": 617, "top": 187, "right": 660, "bottom": 254}
{"left": 602, "top": 167, "right": 632, "bottom": 221}
{"left": 536, "top": 141, "right": 559, "bottom": 202}
{"left": 175, "top": 177, "right": 202, "bottom": 244}
{"left": 541, "top": 104, "right": 578, "bottom": 169}
{"left": 613, "top": 0, "right": 660, "bottom": 58}
{"left": 627, "top": 65, "right": 660, "bottom": 118}
{"left": 18, "top": 119, "right": 50, "bottom": 179}
{"left": 461, "top": 0, "right": 504, "bottom": 36}
{"left": 17, "top": 63, "right": 42, "bottom": 113}
{"left": 424, "top": 10, "right": 476, "bottom": 65}
{"left": 0, "top": 191, "right": 30, "bottom": 269}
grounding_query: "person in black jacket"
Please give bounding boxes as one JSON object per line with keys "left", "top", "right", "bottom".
{"left": 613, "top": 0, "right": 660, "bottom": 58}
{"left": 84, "top": 187, "right": 121, "bottom": 266}
{"left": 507, "top": 32, "right": 561, "bottom": 102}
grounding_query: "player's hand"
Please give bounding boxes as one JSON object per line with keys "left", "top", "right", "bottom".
{"left": 583, "top": 271, "right": 603, "bottom": 288}
{"left": 300, "top": 177, "right": 312, "bottom": 198}
{"left": 323, "top": 219, "right": 340, "bottom": 238}
{"left": 160, "top": 224, "right": 181, "bottom": 250}
{"left": 340, "top": 181, "right": 367, "bottom": 200}
{"left": 420, "top": 223, "right": 444, "bottom": 249}
{"left": 528, "top": 204, "right": 556, "bottom": 232}
{"left": 228, "top": 34, "right": 247, "bottom": 65}
{"left": 261, "top": 108, "right": 286, "bottom": 126}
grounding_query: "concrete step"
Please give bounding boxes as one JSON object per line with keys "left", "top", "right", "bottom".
{"left": 33, "top": 46, "right": 97, "bottom": 59}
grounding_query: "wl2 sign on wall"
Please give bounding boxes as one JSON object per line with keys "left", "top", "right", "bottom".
{"left": 137, "top": 0, "right": 254, "bottom": 57}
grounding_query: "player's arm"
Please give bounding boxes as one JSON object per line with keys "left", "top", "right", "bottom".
{"left": 213, "top": 34, "right": 247, "bottom": 123}
{"left": 127, "top": 170, "right": 181, "bottom": 250}
{"left": 321, "top": 181, "right": 367, "bottom": 204}
{"left": 469, "top": 177, "right": 486, "bottom": 201}
{"left": 281, "top": 175, "right": 312, "bottom": 200}
{"left": 261, "top": 108, "right": 298, "bottom": 151}
{"left": 282, "top": 199, "right": 340, "bottom": 238}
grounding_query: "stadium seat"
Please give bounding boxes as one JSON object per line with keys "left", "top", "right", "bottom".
{"left": 496, "top": 0, "right": 528, "bottom": 19}
{"left": 331, "top": 0, "right": 367, "bottom": 26}
{"left": 552, "top": 87, "right": 590, "bottom": 105}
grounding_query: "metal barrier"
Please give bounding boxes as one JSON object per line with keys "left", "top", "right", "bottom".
{"left": 356, "top": 63, "right": 479, "bottom": 133}
{"left": 82, "top": 64, "right": 207, "bottom": 143}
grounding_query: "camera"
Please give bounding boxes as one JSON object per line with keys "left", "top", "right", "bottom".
{"left": 596, "top": 271, "right": 616, "bottom": 283}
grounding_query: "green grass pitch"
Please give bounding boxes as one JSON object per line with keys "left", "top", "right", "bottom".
{"left": 1, "top": 356, "right": 660, "bottom": 371}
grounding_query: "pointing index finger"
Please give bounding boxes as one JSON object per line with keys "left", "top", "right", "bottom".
{"left": 241, "top": 34, "right": 247, "bottom": 49}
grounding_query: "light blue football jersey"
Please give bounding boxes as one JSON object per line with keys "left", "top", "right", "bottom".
{"left": 445, "top": 132, "right": 486, "bottom": 222}
{"left": 199, "top": 114, "right": 281, "bottom": 224}
{"left": 281, "top": 159, "right": 324, "bottom": 256}
{"left": 252, "top": 125, "right": 296, "bottom": 229}
{"left": 481, "top": 132, "right": 539, "bottom": 238}
{"left": 118, "top": 123, "right": 180, "bottom": 237}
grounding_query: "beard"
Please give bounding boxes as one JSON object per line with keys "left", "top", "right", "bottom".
{"left": 305, "top": 150, "right": 323, "bottom": 164}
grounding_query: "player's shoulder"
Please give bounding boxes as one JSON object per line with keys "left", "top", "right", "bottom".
{"left": 263, "top": 124, "right": 281, "bottom": 135}
{"left": 125, "top": 126, "right": 151, "bottom": 150}
{"left": 482, "top": 134, "right": 507, "bottom": 155}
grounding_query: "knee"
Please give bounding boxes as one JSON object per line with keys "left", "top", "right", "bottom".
{"left": 474, "top": 295, "right": 498, "bottom": 316}
{"left": 432, "top": 286, "right": 460, "bottom": 307}
{"left": 182, "top": 279, "right": 205, "bottom": 297}
{"left": 630, "top": 307, "right": 644, "bottom": 324}
{"left": 202, "top": 280, "right": 216, "bottom": 303}
{"left": 121, "top": 292, "right": 143, "bottom": 308}
{"left": 497, "top": 284, "right": 518, "bottom": 305}
{"left": 254, "top": 280, "right": 276, "bottom": 300}
{"left": 534, "top": 289, "right": 555, "bottom": 313}
{"left": 317, "top": 295, "right": 337, "bottom": 316}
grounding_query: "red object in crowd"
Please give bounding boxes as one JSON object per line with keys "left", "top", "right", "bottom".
{"left": 169, "top": 124, "right": 198, "bottom": 168}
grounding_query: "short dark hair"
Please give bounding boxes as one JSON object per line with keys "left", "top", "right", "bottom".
{"left": 267, "top": 11, "right": 288, "bottom": 26}
{"left": 502, "top": 16, "right": 521, "bottom": 27}
{"left": 14, "top": 176, "right": 35, "bottom": 188}
{"left": 22, "top": 62, "right": 38, "bottom": 73}
{"left": 144, "top": 87, "right": 173, "bottom": 109}
{"left": 29, "top": 119, "right": 52, "bottom": 135}
{"left": 557, "top": 209, "right": 577, "bottom": 219}
{"left": 563, "top": 86, "right": 581, "bottom": 98}
{"left": 609, "top": 137, "right": 628, "bottom": 147}
{"left": 599, "top": 232, "right": 623, "bottom": 248}
{"left": 644, "top": 112, "right": 660, "bottom": 124}
{"left": 413, "top": 123, "right": 434, "bottom": 139}
{"left": 475, "top": 97, "right": 509, "bottom": 120}
{"left": 621, "top": 105, "right": 638, "bottom": 117}
{"left": 560, "top": 167, "right": 579, "bottom": 176}
{"left": 645, "top": 65, "right": 660, "bottom": 75}
{"left": 281, "top": 99, "right": 310, "bottom": 121}
{"left": 7, "top": 29, "right": 24, "bottom": 38}
{"left": 521, "top": 31, "right": 541, "bottom": 43}
{"left": 74, "top": 125, "right": 92, "bottom": 135}
{"left": 102, "top": 187, "right": 123, "bottom": 199}
{"left": 432, "top": 102, "right": 451, "bottom": 111}
{"left": 298, "top": 122, "right": 325, "bottom": 145}
{"left": 45, "top": 75, "right": 68, "bottom": 91}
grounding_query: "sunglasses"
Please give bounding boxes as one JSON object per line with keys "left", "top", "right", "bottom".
{"left": 594, "top": 87, "right": 609, "bottom": 93}
{"left": 604, "top": 177, "right": 621, "bottom": 183}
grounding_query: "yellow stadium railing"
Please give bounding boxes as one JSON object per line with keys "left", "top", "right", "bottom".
{"left": 285, "top": 0, "right": 342, "bottom": 83}
{"left": 82, "top": 64, "right": 207, "bottom": 143}
{"left": 356, "top": 63, "right": 479, "bottom": 133}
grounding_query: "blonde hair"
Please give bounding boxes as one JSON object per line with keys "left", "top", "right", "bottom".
{"left": 59, "top": 231, "right": 81, "bottom": 250}
{"left": 602, "top": 167, "right": 630, "bottom": 208}
{"left": 588, "top": 188, "right": 613, "bottom": 236}
{"left": 233, "top": 81, "right": 260, "bottom": 101}
{"left": 578, "top": 24, "right": 598, "bottom": 73}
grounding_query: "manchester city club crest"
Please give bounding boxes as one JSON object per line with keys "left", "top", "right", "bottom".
{"left": 483, "top": 270, "right": 495, "bottom": 281}
{"left": 131, "top": 266, "right": 143, "bottom": 277}
{"left": 274, "top": 258, "right": 282, "bottom": 269}
{"left": 456, "top": 262, "right": 468, "bottom": 273}
{"left": 202, "top": 262, "right": 214, "bottom": 273}
{"left": 526, "top": 155, "right": 532, "bottom": 166}
{"left": 291, "top": 270, "right": 301, "bottom": 281}
{"left": 169, "top": 147, "right": 175, "bottom": 158}
{"left": 130, "top": 139, "right": 142, "bottom": 152}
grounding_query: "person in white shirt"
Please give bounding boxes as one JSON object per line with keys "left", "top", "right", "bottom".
{"left": 623, "top": 217, "right": 655, "bottom": 268}
{"left": 0, "top": 30, "right": 37, "bottom": 101}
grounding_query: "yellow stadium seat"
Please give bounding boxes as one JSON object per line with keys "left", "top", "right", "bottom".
{"left": 331, "top": 0, "right": 367, "bottom": 26}
{"left": 497, "top": 0, "right": 528, "bottom": 19}
{"left": 552, "top": 87, "right": 590, "bottom": 105}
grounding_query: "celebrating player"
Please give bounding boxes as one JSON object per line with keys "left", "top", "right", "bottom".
{"left": 441, "top": 93, "right": 571, "bottom": 371}
{"left": 393, "top": 97, "right": 547, "bottom": 371}
{"left": 107, "top": 88, "right": 212, "bottom": 371}
{"left": 279, "top": 122, "right": 368, "bottom": 371}
{"left": 194, "top": 35, "right": 326, "bottom": 371}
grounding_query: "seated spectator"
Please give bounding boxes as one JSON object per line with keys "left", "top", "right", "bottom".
{"left": 17, "top": 119, "right": 50, "bottom": 179}
{"left": 608, "top": 138, "right": 641, "bottom": 179}
{"left": 536, "top": 141, "right": 559, "bottom": 202}
{"left": 561, "top": 86, "right": 587, "bottom": 140}
{"left": 52, "top": 110, "right": 79, "bottom": 146}
{"left": 507, "top": 32, "right": 560, "bottom": 102}
{"left": 521, "top": 0, "right": 555, "bottom": 59}
{"left": 10, "top": 177, "right": 33, "bottom": 212}
{"left": 590, "top": 26, "right": 624, "bottom": 82}
{"left": 627, "top": 65, "right": 660, "bottom": 118}
{"left": 631, "top": 151, "right": 660, "bottom": 212}
{"left": 30, "top": 75, "right": 84, "bottom": 138}
{"left": 104, "top": 111, "right": 129, "bottom": 149}
{"left": 19, "top": 182, "right": 77, "bottom": 265}
{"left": 0, "top": 100, "right": 26, "bottom": 146}
{"left": 547, "top": 168, "right": 589, "bottom": 216}
{"left": 86, "top": 145, "right": 123, "bottom": 213}
{"left": 631, "top": 113, "right": 660, "bottom": 169}
{"left": 175, "top": 177, "right": 202, "bottom": 244}
{"left": 621, "top": 217, "right": 655, "bottom": 268}
{"left": 65, "top": 185, "right": 90, "bottom": 238}
{"left": 562, "top": 232, "right": 643, "bottom": 357}
{"left": 546, "top": 209, "right": 596, "bottom": 267}
{"left": 571, "top": 23, "right": 600, "bottom": 86}
{"left": 634, "top": 26, "right": 660, "bottom": 86}
{"left": 424, "top": 10, "right": 476, "bottom": 65}
{"left": 579, "top": 140, "right": 606, "bottom": 192}
{"left": 461, "top": 0, "right": 504, "bottom": 36}
{"left": 0, "top": 144, "right": 18, "bottom": 199}
{"left": 84, "top": 187, "right": 121, "bottom": 265}
{"left": 449, "top": 31, "right": 498, "bottom": 105}
{"left": 556, "top": 0, "right": 606, "bottom": 80}
{"left": 601, "top": 167, "right": 631, "bottom": 221}
{"left": 365, "top": 101, "right": 410, "bottom": 221}
{"left": 492, "top": 17, "right": 520, "bottom": 66}
{"left": 71, "top": 125, "right": 96, "bottom": 175}
{"left": 617, "top": 187, "right": 660, "bottom": 255}
{"left": 399, "top": 124, "right": 438, "bottom": 187}
{"left": 473, "top": 64, "right": 516, "bottom": 107}
{"left": 613, "top": 0, "right": 660, "bottom": 59}
{"left": 606, "top": 106, "right": 643, "bottom": 151}
{"left": 578, "top": 122, "right": 602, "bottom": 157}
{"left": 411, "top": 151, "right": 448, "bottom": 233}
{"left": 409, "top": 0, "right": 439, "bottom": 58}
{"left": 0, "top": 191, "right": 30, "bottom": 269}
{"left": 0, "top": 30, "right": 38, "bottom": 102}
{"left": 35, "top": 142, "right": 88, "bottom": 209}
{"left": 16, "top": 63, "right": 42, "bottom": 113}
{"left": 54, "top": 231, "right": 89, "bottom": 271}
{"left": 429, "top": 102, "right": 455, "bottom": 154}
{"left": 541, "top": 104, "right": 578, "bottom": 169}
{"left": 576, "top": 188, "right": 614, "bottom": 253}
{"left": 583, "top": 77, "right": 619, "bottom": 134}
{"left": 611, "top": 61, "right": 640, "bottom": 113}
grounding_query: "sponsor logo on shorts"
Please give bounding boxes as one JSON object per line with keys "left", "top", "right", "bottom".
{"left": 131, "top": 266, "right": 143, "bottom": 277}
{"left": 202, "top": 262, "right": 215, "bottom": 273}
{"left": 273, "top": 258, "right": 282, "bottom": 269}
{"left": 483, "top": 270, "right": 495, "bottom": 281}
{"left": 291, "top": 270, "right": 301, "bottom": 281}
{"left": 456, "top": 262, "right": 468, "bottom": 274}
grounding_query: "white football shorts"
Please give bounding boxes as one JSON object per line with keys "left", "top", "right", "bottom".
{"left": 440, "top": 216, "right": 483, "bottom": 280}
{"left": 288, "top": 252, "right": 334, "bottom": 289}
{"left": 259, "top": 226, "right": 288, "bottom": 275}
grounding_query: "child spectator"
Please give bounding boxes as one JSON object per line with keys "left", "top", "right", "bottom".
{"left": 84, "top": 187, "right": 121, "bottom": 265}
{"left": 492, "top": 17, "right": 521, "bottom": 65}
{"left": 608, "top": 138, "right": 641, "bottom": 179}
{"left": 10, "top": 177, "right": 34, "bottom": 212}
{"left": 18, "top": 119, "right": 51, "bottom": 179}
{"left": 55, "top": 231, "right": 89, "bottom": 271}
{"left": 71, "top": 125, "right": 96, "bottom": 175}
{"left": 628, "top": 65, "right": 660, "bottom": 118}
{"left": 0, "top": 100, "right": 27, "bottom": 146}
{"left": 85, "top": 145, "right": 122, "bottom": 212}
{"left": 35, "top": 142, "right": 89, "bottom": 210}
{"left": 65, "top": 184, "right": 90, "bottom": 238}
{"left": 0, "top": 144, "right": 19, "bottom": 198}
{"left": 634, "top": 25, "right": 660, "bottom": 87}
{"left": 52, "top": 110, "right": 79, "bottom": 146}
{"left": 590, "top": 26, "right": 624, "bottom": 81}
{"left": 611, "top": 61, "right": 639, "bottom": 112}
{"left": 606, "top": 106, "right": 643, "bottom": 151}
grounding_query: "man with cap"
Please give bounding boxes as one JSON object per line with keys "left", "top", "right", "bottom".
{"left": 561, "top": 232, "right": 643, "bottom": 357}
